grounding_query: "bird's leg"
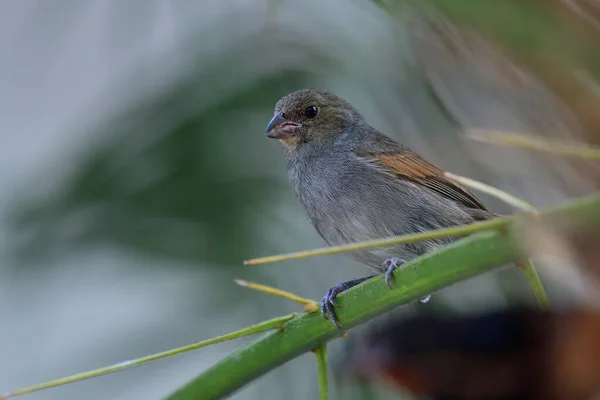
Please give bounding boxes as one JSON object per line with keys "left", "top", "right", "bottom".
{"left": 321, "top": 276, "right": 375, "bottom": 329}
{"left": 382, "top": 257, "right": 432, "bottom": 303}
{"left": 382, "top": 257, "right": 406, "bottom": 289}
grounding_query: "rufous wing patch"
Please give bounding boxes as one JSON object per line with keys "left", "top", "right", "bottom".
{"left": 363, "top": 151, "right": 487, "bottom": 211}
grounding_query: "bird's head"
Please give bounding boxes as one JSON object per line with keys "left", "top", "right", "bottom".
{"left": 266, "top": 89, "right": 363, "bottom": 151}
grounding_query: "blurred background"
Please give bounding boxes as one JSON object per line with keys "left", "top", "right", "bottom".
{"left": 1, "top": 1, "right": 599, "bottom": 399}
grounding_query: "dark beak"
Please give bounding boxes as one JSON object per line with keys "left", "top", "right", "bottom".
{"left": 266, "top": 111, "right": 301, "bottom": 139}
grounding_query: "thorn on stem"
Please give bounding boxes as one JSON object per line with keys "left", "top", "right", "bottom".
{"left": 234, "top": 279, "right": 249, "bottom": 287}
{"left": 304, "top": 303, "right": 319, "bottom": 312}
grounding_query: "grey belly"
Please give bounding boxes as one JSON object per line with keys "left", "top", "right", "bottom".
{"left": 306, "top": 182, "right": 461, "bottom": 271}
{"left": 314, "top": 215, "right": 440, "bottom": 271}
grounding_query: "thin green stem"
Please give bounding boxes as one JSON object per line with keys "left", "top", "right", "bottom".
{"left": 235, "top": 279, "right": 319, "bottom": 312}
{"left": 444, "top": 172, "right": 538, "bottom": 213}
{"left": 0, "top": 314, "right": 295, "bottom": 399}
{"left": 466, "top": 130, "right": 600, "bottom": 161}
{"left": 520, "top": 259, "right": 550, "bottom": 309}
{"left": 244, "top": 215, "right": 514, "bottom": 265}
{"left": 443, "top": 172, "right": 549, "bottom": 309}
{"left": 314, "top": 345, "right": 329, "bottom": 400}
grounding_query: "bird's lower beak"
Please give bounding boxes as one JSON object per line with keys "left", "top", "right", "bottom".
{"left": 266, "top": 111, "right": 302, "bottom": 139}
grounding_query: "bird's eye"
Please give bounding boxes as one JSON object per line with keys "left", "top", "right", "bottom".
{"left": 304, "top": 106, "right": 318, "bottom": 119}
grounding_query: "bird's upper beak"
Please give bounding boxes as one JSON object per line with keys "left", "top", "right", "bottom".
{"left": 266, "top": 111, "right": 302, "bottom": 139}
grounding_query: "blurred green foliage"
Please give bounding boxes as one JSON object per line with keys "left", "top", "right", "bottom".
{"left": 9, "top": 67, "right": 323, "bottom": 266}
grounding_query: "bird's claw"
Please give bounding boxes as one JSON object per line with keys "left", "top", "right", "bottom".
{"left": 382, "top": 257, "right": 406, "bottom": 289}
{"left": 320, "top": 277, "right": 374, "bottom": 329}
{"left": 382, "top": 257, "right": 432, "bottom": 303}
{"left": 320, "top": 287, "right": 342, "bottom": 329}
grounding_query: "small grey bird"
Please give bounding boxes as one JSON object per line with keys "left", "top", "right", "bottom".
{"left": 266, "top": 89, "right": 492, "bottom": 328}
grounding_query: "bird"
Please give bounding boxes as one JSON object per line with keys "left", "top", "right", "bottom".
{"left": 265, "top": 89, "right": 494, "bottom": 328}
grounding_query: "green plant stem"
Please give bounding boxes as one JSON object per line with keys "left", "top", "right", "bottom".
{"left": 0, "top": 314, "right": 295, "bottom": 399}
{"left": 167, "top": 192, "right": 600, "bottom": 400}
{"left": 235, "top": 279, "right": 318, "bottom": 311}
{"left": 314, "top": 345, "right": 329, "bottom": 400}
{"left": 520, "top": 259, "right": 550, "bottom": 309}
{"left": 444, "top": 172, "right": 538, "bottom": 213}
{"left": 442, "top": 173, "right": 549, "bottom": 309}
{"left": 467, "top": 130, "right": 600, "bottom": 161}
{"left": 244, "top": 215, "right": 514, "bottom": 265}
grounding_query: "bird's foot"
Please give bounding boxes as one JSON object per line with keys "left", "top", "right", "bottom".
{"left": 381, "top": 257, "right": 406, "bottom": 289}
{"left": 382, "top": 257, "right": 432, "bottom": 303}
{"left": 321, "top": 276, "right": 374, "bottom": 329}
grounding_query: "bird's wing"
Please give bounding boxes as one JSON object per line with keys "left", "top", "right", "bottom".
{"left": 357, "top": 146, "right": 488, "bottom": 212}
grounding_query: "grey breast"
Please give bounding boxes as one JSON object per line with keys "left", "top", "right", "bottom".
{"left": 285, "top": 138, "right": 473, "bottom": 270}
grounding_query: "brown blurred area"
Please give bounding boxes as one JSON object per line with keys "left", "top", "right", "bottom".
{"left": 411, "top": 0, "right": 600, "bottom": 197}
{"left": 339, "top": 308, "right": 600, "bottom": 400}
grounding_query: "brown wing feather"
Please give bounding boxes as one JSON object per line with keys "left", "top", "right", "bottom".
{"left": 362, "top": 150, "right": 488, "bottom": 211}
